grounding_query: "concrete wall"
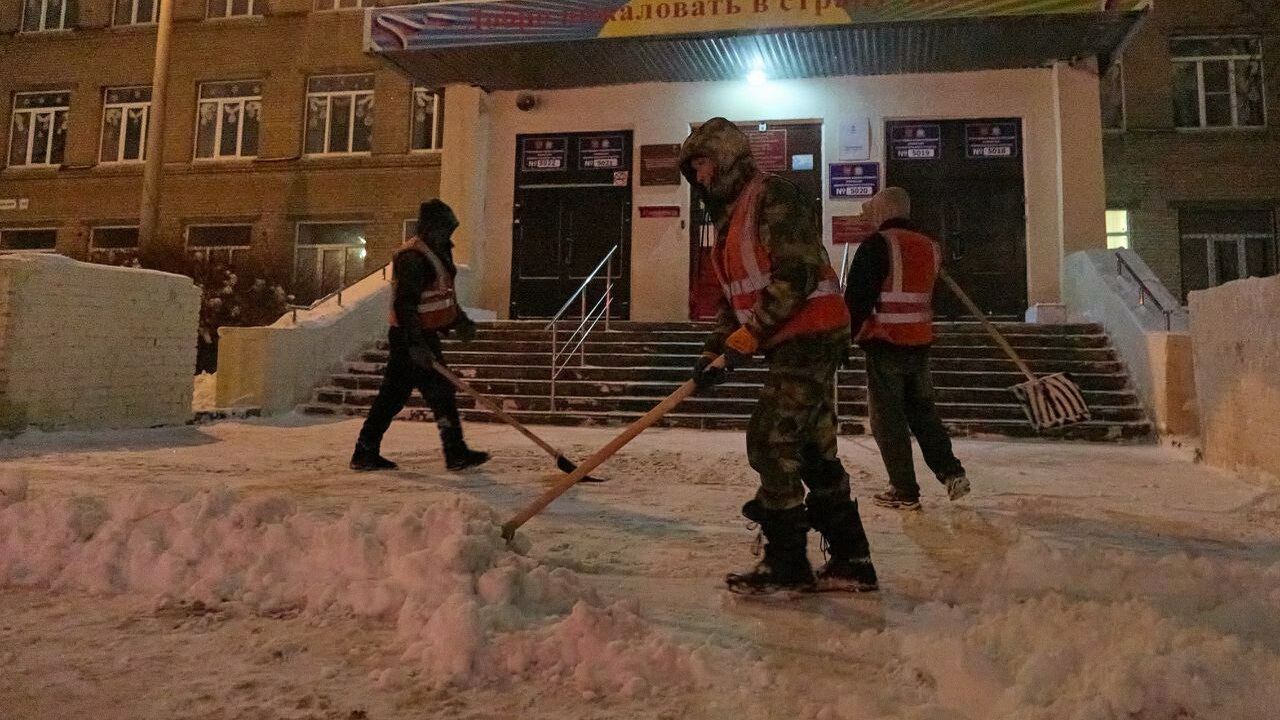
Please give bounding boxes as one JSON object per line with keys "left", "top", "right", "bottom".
{"left": 216, "top": 263, "right": 393, "bottom": 414}
{"left": 1063, "top": 249, "right": 1197, "bottom": 436}
{"left": 0, "top": 254, "right": 199, "bottom": 433}
{"left": 1189, "top": 275, "right": 1280, "bottom": 479}
{"left": 452, "top": 62, "right": 1106, "bottom": 320}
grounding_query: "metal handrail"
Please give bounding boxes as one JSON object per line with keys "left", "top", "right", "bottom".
{"left": 286, "top": 263, "right": 390, "bottom": 323}
{"left": 1116, "top": 252, "right": 1174, "bottom": 332}
{"left": 547, "top": 245, "right": 619, "bottom": 411}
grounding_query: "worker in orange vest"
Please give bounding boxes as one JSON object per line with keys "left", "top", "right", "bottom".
{"left": 680, "top": 118, "right": 877, "bottom": 596}
{"left": 350, "top": 199, "right": 490, "bottom": 472}
{"left": 844, "top": 187, "right": 969, "bottom": 510}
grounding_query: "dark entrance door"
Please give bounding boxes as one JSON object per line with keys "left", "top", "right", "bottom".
{"left": 511, "top": 131, "right": 633, "bottom": 319}
{"left": 689, "top": 121, "right": 823, "bottom": 320}
{"left": 885, "top": 118, "right": 1028, "bottom": 318}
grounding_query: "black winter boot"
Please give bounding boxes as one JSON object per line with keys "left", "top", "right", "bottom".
{"left": 725, "top": 501, "right": 816, "bottom": 596}
{"left": 808, "top": 500, "right": 878, "bottom": 593}
{"left": 440, "top": 427, "right": 490, "bottom": 471}
{"left": 350, "top": 442, "right": 398, "bottom": 472}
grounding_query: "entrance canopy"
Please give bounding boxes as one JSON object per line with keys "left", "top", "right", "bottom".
{"left": 365, "top": 0, "right": 1151, "bottom": 90}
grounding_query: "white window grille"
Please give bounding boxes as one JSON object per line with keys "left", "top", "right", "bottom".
{"left": 89, "top": 226, "right": 140, "bottom": 265}
{"left": 1106, "top": 210, "right": 1130, "bottom": 250}
{"left": 411, "top": 87, "right": 443, "bottom": 151}
{"left": 186, "top": 224, "right": 253, "bottom": 268}
{"left": 0, "top": 228, "right": 57, "bottom": 252}
{"left": 1172, "top": 37, "right": 1266, "bottom": 129}
{"left": 21, "top": 0, "right": 69, "bottom": 32}
{"left": 8, "top": 91, "right": 69, "bottom": 167}
{"left": 314, "top": 0, "right": 362, "bottom": 11}
{"left": 208, "top": 0, "right": 257, "bottom": 18}
{"left": 100, "top": 86, "right": 152, "bottom": 164}
{"left": 195, "top": 80, "right": 262, "bottom": 160}
{"left": 113, "top": 0, "right": 157, "bottom": 25}
{"left": 293, "top": 222, "right": 368, "bottom": 302}
{"left": 304, "top": 75, "right": 375, "bottom": 156}
{"left": 1180, "top": 209, "right": 1277, "bottom": 293}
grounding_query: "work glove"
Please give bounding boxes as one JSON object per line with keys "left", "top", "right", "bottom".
{"left": 691, "top": 352, "right": 728, "bottom": 391}
{"left": 454, "top": 317, "right": 478, "bottom": 344}
{"left": 723, "top": 326, "right": 759, "bottom": 369}
{"left": 408, "top": 345, "right": 435, "bottom": 370}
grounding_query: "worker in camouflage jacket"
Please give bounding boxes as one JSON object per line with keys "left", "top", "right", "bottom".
{"left": 680, "top": 118, "right": 878, "bottom": 595}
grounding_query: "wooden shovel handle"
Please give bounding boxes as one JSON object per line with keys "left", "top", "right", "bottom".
{"left": 501, "top": 356, "right": 725, "bottom": 540}
{"left": 938, "top": 270, "right": 1038, "bottom": 383}
{"left": 431, "top": 360, "right": 565, "bottom": 461}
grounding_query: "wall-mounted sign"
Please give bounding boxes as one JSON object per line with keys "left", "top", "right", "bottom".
{"left": 839, "top": 118, "right": 871, "bottom": 161}
{"left": 640, "top": 143, "right": 682, "bottom": 186}
{"left": 0, "top": 199, "right": 17, "bottom": 211}
{"left": 521, "top": 136, "right": 568, "bottom": 171}
{"left": 965, "top": 121, "right": 1020, "bottom": 159}
{"left": 832, "top": 215, "right": 878, "bottom": 246}
{"left": 639, "top": 205, "right": 681, "bottom": 219}
{"left": 578, "top": 134, "right": 627, "bottom": 170}
{"left": 792, "top": 154, "right": 814, "bottom": 171}
{"left": 829, "top": 162, "right": 880, "bottom": 200}
{"left": 745, "top": 128, "right": 788, "bottom": 172}
{"left": 890, "top": 123, "right": 941, "bottom": 161}
{"left": 613, "top": 170, "right": 629, "bottom": 186}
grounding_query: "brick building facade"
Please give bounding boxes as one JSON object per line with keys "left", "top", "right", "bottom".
{"left": 0, "top": 0, "right": 443, "bottom": 302}
{"left": 1103, "top": 0, "right": 1280, "bottom": 301}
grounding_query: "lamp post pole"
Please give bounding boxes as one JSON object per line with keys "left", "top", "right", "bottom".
{"left": 138, "top": 0, "right": 175, "bottom": 251}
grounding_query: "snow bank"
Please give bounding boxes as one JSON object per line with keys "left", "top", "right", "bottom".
{"left": 0, "top": 488, "right": 714, "bottom": 696}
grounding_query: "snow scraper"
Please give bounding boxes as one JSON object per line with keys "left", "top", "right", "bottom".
{"left": 939, "top": 270, "right": 1091, "bottom": 432}
{"left": 501, "top": 355, "right": 728, "bottom": 541}
{"left": 430, "top": 360, "right": 605, "bottom": 483}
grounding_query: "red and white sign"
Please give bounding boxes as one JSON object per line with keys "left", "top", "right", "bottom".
{"left": 831, "top": 215, "right": 877, "bottom": 245}
{"left": 639, "top": 205, "right": 681, "bottom": 219}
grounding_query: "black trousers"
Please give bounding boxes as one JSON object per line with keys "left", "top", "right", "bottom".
{"left": 865, "top": 345, "right": 965, "bottom": 498}
{"left": 357, "top": 329, "right": 463, "bottom": 452}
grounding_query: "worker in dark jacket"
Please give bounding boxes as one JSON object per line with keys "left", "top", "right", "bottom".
{"left": 681, "top": 118, "right": 877, "bottom": 595}
{"left": 350, "top": 199, "right": 490, "bottom": 472}
{"left": 844, "top": 188, "right": 968, "bottom": 510}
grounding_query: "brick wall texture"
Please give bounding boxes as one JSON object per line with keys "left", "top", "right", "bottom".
{"left": 0, "top": 254, "right": 200, "bottom": 432}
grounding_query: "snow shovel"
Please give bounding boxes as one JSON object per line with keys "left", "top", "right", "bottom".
{"left": 938, "top": 271, "right": 1091, "bottom": 432}
{"left": 430, "top": 360, "right": 605, "bottom": 483}
{"left": 501, "top": 356, "right": 727, "bottom": 541}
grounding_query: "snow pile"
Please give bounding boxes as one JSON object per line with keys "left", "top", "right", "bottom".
{"left": 0, "top": 487, "right": 715, "bottom": 696}
{"left": 192, "top": 372, "right": 217, "bottom": 411}
{"left": 812, "top": 538, "right": 1280, "bottom": 720}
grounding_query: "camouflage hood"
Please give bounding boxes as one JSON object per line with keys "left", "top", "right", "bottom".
{"left": 679, "top": 117, "right": 758, "bottom": 210}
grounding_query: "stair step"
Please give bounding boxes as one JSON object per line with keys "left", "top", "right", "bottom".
{"left": 363, "top": 347, "right": 1118, "bottom": 365}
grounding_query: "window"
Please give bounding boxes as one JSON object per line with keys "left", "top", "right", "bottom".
{"left": 89, "top": 226, "right": 139, "bottom": 265}
{"left": 293, "top": 222, "right": 367, "bottom": 302}
{"left": 305, "top": 75, "right": 374, "bottom": 156}
{"left": 1101, "top": 63, "right": 1125, "bottom": 131}
{"left": 1172, "top": 37, "right": 1265, "bottom": 129}
{"left": 314, "top": 0, "right": 362, "bottom": 10}
{"left": 21, "top": 0, "right": 70, "bottom": 32}
{"left": 404, "top": 218, "right": 417, "bottom": 239}
{"left": 0, "top": 228, "right": 57, "bottom": 252}
{"left": 114, "top": 0, "right": 156, "bottom": 25}
{"left": 1179, "top": 209, "right": 1276, "bottom": 297}
{"left": 207, "top": 0, "right": 257, "bottom": 18}
{"left": 1106, "top": 210, "right": 1130, "bottom": 250}
{"left": 195, "top": 81, "right": 262, "bottom": 160}
{"left": 186, "top": 224, "right": 253, "bottom": 268}
{"left": 8, "top": 91, "right": 69, "bottom": 167}
{"left": 411, "top": 87, "right": 443, "bottom": 151}
{"left": 100, "top": 87, "right": 152, "bottom": 164}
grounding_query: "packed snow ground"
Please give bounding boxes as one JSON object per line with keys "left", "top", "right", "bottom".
{"left": 2, "top": 417, "right": 1278, "bottom": 720}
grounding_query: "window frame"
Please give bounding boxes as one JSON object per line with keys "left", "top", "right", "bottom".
{"left": 89, "top": 225, "right": 140, "bottom": 264}
{"left": 1105, "top": 209, "right": 1130, "bottom": 250}
{"left": 99, "top": 86, "right": 153, "bottom": 165}
{"left": 20, "top": 0, "right": 70, "bottom": 33}
{"left": 410, "top": 86, "right": 443, "bottom": 153}
{"left": 0, "top": 227, "right": 59, "bottom": 253}
{"left": 8, "top": 91, "right": 70, "bottom": 168}
{"left": 185, "top": 223, "right": 254, "bottom": 268}
{"left": 303, "top": 75, "right": 375, "bottom": 157}
{"left": 313, "top": 0, "right": 364, "bottom": 12}
{"left": 113, "top": 0, "right": 158, "bottom": 26}
{"left": 1171, "top": 35, "right": 1267, "bottom": 130}
{"left": 193, "top": 80, "right": 263, "bottom": 162}
{"left": 206, "top": 0, "right": 259, "bottom": 19}
{"left": 293, "top": 220, "right": 369, "bottom": 301}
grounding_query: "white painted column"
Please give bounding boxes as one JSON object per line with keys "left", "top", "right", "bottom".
{"left": 1049, "top": 59, "right": 1108, "bottom": 305}
{"left": 438, "top": 84, "right": 494, "bottom": 312}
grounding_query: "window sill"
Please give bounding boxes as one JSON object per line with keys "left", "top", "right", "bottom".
{"left": 2, "top": 164, "right": 61, "bottom": 174}
{"left": 1174, "top": 125, "right": 1268, "bottom": 134}
{"left": 106, "top": 22, "right": 157, "bottom": 32}
{"left": 16, "top": 28, "right": 75, "bottom": 37}
{"left": 302, "top": 153, "right": 375, "bottom": 160}
{"left": 410, "top": 148, "right": 444, "bottom": 154}
{"left": 204, "top": 14, "right": 265, "bottom": 23}
{"left": 193, "top": 157, "right": 259, "bottom": 165}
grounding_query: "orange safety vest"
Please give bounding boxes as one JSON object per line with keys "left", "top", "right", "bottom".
{"left": 857, "top": 227, "right": 940, "bottom": 347}
{"left": 712, "top": 174, "right": 850, "bottom": 348}
{"left": 388, "top": 237, "right": 459, "bottom": 331}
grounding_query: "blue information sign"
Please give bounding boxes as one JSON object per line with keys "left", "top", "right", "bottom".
{"left": 522, "top": 137, "right": 568, "bottom": 171}
{"left": 965, "top": 121, "right": 1020, "bottom": 159}
{"left": 828, "top": 162, "right": 881, "bottom": 200}
{"left": 890, "top": 124, "right": 941, "bottom": 161}
{"left": 578, "top": 134, "right": 626, "bottom": 170}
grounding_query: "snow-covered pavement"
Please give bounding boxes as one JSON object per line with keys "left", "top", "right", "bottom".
{"left": 2, "top": 417, "right": 1278, "bottom": 719}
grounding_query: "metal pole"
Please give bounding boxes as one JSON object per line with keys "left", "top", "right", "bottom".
{"left": 579, "top": 292, "right": 586, "bottom": 367}
{"left": 138, "top": 0, "right": 175, "bottom": 251}
{"left": 605, "top": 256, "right": 613, "bottom": 332}
{"left": 550, "top": 323, "right": 557, "bottom": 412}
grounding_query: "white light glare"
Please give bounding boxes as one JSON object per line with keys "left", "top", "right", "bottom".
{"left": 747, "top": 68, "right": 767, "bottom": 86}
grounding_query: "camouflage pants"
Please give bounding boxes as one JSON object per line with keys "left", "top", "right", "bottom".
{"left": 747, "top": 334, "right": 852, "bottom": 511}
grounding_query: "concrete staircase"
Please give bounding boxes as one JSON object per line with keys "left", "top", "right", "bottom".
{"left": 301, "top": 321, "right": 1153, "bottom": 441}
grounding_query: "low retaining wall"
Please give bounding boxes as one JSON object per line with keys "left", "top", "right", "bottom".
{"left": 1189, "top": 275, "right": 1280, "bottom": 479}
{"left": 0, "top": 254, "right": 200, "bottom": 433}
